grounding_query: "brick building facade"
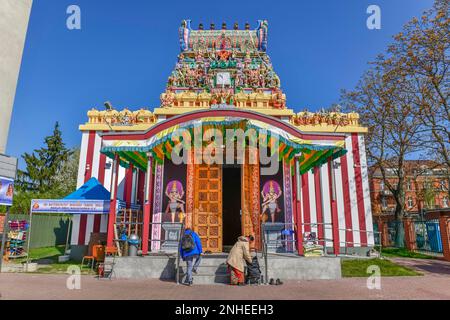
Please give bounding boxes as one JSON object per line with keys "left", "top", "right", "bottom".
{"left": 370, "top": 160, "right": 449, "bottom": 217}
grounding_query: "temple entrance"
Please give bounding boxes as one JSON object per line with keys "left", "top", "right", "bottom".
{"left": 191, "top": 149, "right": 262, "bottom": 252}
{"left": 193, "top": 163, "right": 222, "bottom": 253}
{"left": 222, "top": 166, "right": 242, "bottom": 251}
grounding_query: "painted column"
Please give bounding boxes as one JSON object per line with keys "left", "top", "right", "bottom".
{"left": 294, "top": 156, "right": 304, "bottom": 255}
{"left": 283, "top": 159, "right": 294, "bottom": 252}
{"left": 314, "top": 167, "right": 324, "bottom": 246}
{"left": 142, "top": 153, "right": 153, "bottom": 255}
{"left": 107, "top": 154, "right": 120, "bottom": 248}
{"left": 124, "top": 164, "right": 134, "bottom": 207}
{"left": 291, "top": 166, "right": 298, "bottom": 252}
{"left": 136, "top": 169, "right": 145, "bottom": 206}
{"left": 328, "top": 159, "right": 340, "bottom": 255}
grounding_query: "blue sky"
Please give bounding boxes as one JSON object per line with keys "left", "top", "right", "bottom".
{"left": 7, "top": 0, "right": 434, "bottom": 165}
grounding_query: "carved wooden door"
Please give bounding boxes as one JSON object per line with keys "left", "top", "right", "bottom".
{"left": 241, "top": 150, "right": 261, "bottom": 250}
{"left": 193, "top": 163, "right": 222, "bottom": 252}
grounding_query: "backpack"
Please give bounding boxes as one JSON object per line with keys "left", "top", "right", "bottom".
{"left": 181, "top": 233, "right": 195, "bottom": 252}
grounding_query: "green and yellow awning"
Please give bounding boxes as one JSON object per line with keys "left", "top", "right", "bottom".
{"left": 101, "top": 117, "right": 346, "bottom": 173}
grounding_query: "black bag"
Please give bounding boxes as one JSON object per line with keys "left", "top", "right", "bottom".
{"left": 246, "top": 256, "right": 262, "bottom": 284}
{"left": 181, "top": 233, "right": 195, "bottom": 252}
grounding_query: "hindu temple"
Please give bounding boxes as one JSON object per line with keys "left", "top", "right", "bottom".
{"left": 70, "top": 20, "right": 374, "bottom": 270}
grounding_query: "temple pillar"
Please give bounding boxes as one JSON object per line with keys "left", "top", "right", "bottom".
{"left": 314, "top": 167, "right": 324, "bottom": 246}
{"left": 141, "top": 153, "right": 154, "bottom": 255}
{"left": 294, "top": 156, "right": 304, "bottom": 256}
{"left": 107, "top": 154, "right": 120, "bottom": 248}
{"left": 124, "top": 163, "right": 134, "bottom": 207}
{"left": 328, "top": 159, "right": 340, "bottom": 255}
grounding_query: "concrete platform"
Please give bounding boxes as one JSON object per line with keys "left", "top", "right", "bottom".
{"left": 108, "top": 253, "right": 341, "bottom": 284}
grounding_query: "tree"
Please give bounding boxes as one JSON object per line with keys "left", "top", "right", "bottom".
{"left": 381, "top": 1, "right": 450, "bottom": 197}
{"left": 53, "top": 148, "right": 80, "bottom": 196}
{"left": 341, "top": 0, "right": 449, "bottom": 247}
{"left": 8, "top": 123, "right": 79, "bottom": 214}
{"left": 342, "top": 63, "right": 425, "bottom": 246}
{"left": 16, "top": 122, "right": 73, "bottom": 193}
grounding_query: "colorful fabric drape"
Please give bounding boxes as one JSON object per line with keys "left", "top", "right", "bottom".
{"left": 101, "top": 117, "right": 346, "bottom": 174}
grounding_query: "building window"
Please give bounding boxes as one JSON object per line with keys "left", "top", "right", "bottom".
{"left": 381, "top": 196, "right": 387, "bottom": 208}
{"left": 406, "top": 180, "right": 411, "bottom": 191}
{"left": 441, "top": 180, "right": 447, "bottom": 191}
{"left": 379, "top": 180, "right": 384, "bottom": 191}
{"left": 444, "top": 197, "right": 449, "bottom": 208}
{"left": 407, "top": 197, "right": 413, "bottom": 209}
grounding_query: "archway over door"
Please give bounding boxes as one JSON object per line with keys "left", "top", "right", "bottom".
{"left": 101, "top": 108, "right": 345, "bottom": 143}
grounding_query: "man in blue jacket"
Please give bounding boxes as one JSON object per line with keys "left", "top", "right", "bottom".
{"left": 179, "top": 228, "right": 203, "bottom": 286}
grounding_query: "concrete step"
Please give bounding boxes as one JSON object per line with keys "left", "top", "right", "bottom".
{"left": 179, "top": 265, "right": 228, "bottom": 275}
{"left": 179, "top": 272, "right": 229, "bottom": 285}
{"left": 191, "top": 258, "right": 227, "bottom": 266}
{"left": 177, "top": 258, "right": 265, "bottom": 284}
{"left": 110, "top": 254, "right": 341, "bottom": 282}
{"left": 178, "top": 257, "right": 229, "bottom": 284}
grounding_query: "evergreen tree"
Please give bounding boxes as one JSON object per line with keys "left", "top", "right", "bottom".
{"left": 17, "top": 122, "right": 72, "bottom": 192}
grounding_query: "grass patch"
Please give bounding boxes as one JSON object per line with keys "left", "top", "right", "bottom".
{"left": 341, "top": 258, "right": 422, "bottom": 277}
{"left": 10, "top": 246, "right": 94, "bottom": 275}
{"left": 29, "top": 245, "right": 66, "bottom": 261}
{"left": 380, "top": 247, "right": 435, "bottom": 259}
{"left": 14, "top": 245, "right": 66, "bottom": 264}
{"left": 35, "top": 261, "right": 95, "bottom": 275}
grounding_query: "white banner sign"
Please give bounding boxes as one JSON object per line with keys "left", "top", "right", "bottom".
{"left": 31, "top": 199, "right": 110, "bottom": 214}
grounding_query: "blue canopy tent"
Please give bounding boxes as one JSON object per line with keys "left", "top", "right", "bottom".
{"left": 26, "top": 178, "right": 110, "bottom": 267}
{"left": 64, "top": 177, "right": 110, "bottom": 202}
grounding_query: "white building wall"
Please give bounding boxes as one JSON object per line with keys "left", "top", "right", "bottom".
{"left": 0, "top": 0, "right": 32, "bottom": 153}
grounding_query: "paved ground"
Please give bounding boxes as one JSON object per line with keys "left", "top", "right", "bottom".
{"left": 390, "top": 257, "right": 450, "bottom": 277}
{"left": 1, "top": 270, "right": 449, "bottom": 300}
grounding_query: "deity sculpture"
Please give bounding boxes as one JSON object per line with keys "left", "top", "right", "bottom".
{"left": 161, "top": 90, "right": 175, "bottom": 107}
{"left": 178, "top": 20, "right": 191, "bottom": 52}
{"left": 272, "top": 88, "right": 285, "bottom": 109}
{"left": 235, "top": 70, "right": 244, "bottom": 88}
{"left": 195, "top": 49, "right": 204, "bottom": 66}
{"left": 244, "top": 50, "right": 252, "bottom": 66}
{"left": 165, "top": 180, "right": 186, "bottom": 223}
{"left": 261, "top": 180, "right": 282, "bottom": 223}
{"left": 256, "top": 20, "right": 268, "bottom": 52}
{"left": 218, "top": 50, "right": 231, "bottom": 61}
{"left": 270, "top": 72, "right": 280, "bottom": 88}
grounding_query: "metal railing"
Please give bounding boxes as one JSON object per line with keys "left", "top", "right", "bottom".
{"left": 338, "top": 227, "right": 382, "bottom": 257}
{"left": 261, "top": 233, "right": 268, "bottom": 285}
{"left": 260, "top": 222, "right": 383, "bottom": 283}
{"left": 176, "top": 224, "right": 185, "bottom": 285}
{"left": 147, "top": 221, "right": 184, "bottom": 252}
{"left": 146, "top": 221, "right": 184, "bottom": 284}
{"left": 302, "top": 222, "right": 334, "bottom": 256}
{"left": 261, "top": 222, "right": 298, "bottom": 285}
{"left": 261, "top": 222, "right": 298, "bottom": 255}
{"left": 113, "top": 220, "right": 185, "bottom": 283}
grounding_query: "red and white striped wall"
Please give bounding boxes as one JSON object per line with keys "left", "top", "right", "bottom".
{"left": 71, "top": 129, "right": 374, "bottom": 249}
{"left": 298, "top": 133, "right": 374, "bottom": 248}
{"left": 71, "top": 130, "right": 140, "bottom": 246}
